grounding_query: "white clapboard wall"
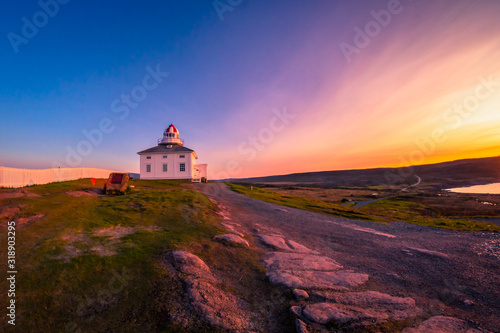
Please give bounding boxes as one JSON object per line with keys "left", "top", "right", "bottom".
{"left": 0, "top": 167, "right": 119, "bottom": 188}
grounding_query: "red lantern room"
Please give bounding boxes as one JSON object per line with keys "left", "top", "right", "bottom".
{"left": 158, "top": 124, "right": 183, "bottom": 145}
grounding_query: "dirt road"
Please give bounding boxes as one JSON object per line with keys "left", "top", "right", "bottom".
{"left": 202, "top": 183, "right": 500, "bottom": 332}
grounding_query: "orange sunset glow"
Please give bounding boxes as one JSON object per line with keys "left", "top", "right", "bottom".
{"left": 195, "top": 1, "right": 500, "bottom": 179}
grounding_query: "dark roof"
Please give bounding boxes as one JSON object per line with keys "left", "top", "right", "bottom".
{"left": 137, "top": 144, "right": 195, "bottom": 154}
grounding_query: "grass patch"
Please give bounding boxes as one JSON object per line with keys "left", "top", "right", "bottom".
{"left": 227, "top": 183, "right": 500, "bottom": 232}
{"left": 0, "top": 178, "right": 296, "bottom": 332}
{"left": 227, "top": 183, "right": 380, "bottom": 222}
{"left": 0, "top": 179, "right": 226, "bottom": 332}
{"left": 359, "top": 197, "right": 500, "bottom": 232}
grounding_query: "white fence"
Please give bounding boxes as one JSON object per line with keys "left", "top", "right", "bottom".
{"left": 0, "top": 166, "right": 120, "bottom": 188}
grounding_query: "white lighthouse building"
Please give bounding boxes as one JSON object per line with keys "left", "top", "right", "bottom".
{"left": 137, "top": 124, "right": 207, "bottom": 182}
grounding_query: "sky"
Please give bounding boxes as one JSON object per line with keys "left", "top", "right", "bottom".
{"left": 1, "top": 0, "right": 500, "bottom": 179}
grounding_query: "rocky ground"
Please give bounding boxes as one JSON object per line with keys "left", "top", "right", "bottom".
{"left": 189, "top": 183, "right": 499, "bottom": 332}
{"left": 164, "top": 250, "right": 252, "bottom": 331}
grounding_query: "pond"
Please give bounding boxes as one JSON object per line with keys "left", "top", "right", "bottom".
{"left": 447, "top": 183, "right": 500, "bottom": 194}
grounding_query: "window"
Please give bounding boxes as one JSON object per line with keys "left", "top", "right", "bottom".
{"left": 179, "top": 163, "right": 186, "bottom": 172}
{"left": 163, "top": 164, "right": 168, "bottom": 172}
{"left": 166, "top": 145, "right": 172, "bottom": 148}
{"left": 163, "top": 155, "right": 168, "bottom": 158}
{"left": 179, "top": 155, "right": 185, "bottom": 158}
{"left": 146, "top": 156, "right": 151, "bottom": 160}
{"left": 146, "top": 165, "right": 151, "bottom": 173}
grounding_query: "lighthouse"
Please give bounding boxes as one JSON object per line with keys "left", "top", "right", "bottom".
{"left": 137, "top": 124, "right": 207, "bottom": 182}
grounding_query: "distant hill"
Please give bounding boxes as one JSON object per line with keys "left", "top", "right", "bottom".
{"left": 227, "top": 156, "right": 500, "bottom": 189}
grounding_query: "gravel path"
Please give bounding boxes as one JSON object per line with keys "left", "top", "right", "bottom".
{"left": 201, "top": 183, "right": 500, "bottom": 332}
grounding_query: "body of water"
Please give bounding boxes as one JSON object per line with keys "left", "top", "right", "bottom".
{"left": 447, "top": 183, "right": 500, "bottom": 194}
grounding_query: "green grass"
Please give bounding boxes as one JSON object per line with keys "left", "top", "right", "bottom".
{"left": 227, "top": 183, "right": 380, "bottom": 221}
{"left": 0, "top": 179, "right": 226, "bottom": 332}
{"left": 128, "top": 178, "right": 192, "bottom": 189}
{"left": 227, "top": 183, "right": 500, "bottom": 232}
{"left": 0, "top": 178, "right": 295, "bottom": 332}
{"left": 358, "top": 197, "right": 500, "bottom": 232}
{"left": 3, "top": 178, "right": 497, "bottom": 331}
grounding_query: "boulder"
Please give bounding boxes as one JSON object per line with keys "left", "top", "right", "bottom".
{"left": 185, "top": 279, "right": 249, "bottom": 331}
{"left": 220, "top": 223, "right": 244, "bottom": 237}
{"left": 267, "top": 270, "right": 369, "bottom": 290}
{"left": 295, "top": 319, "right": 309, "bottom": 333}
{"left": 165, "top": 250, "right": 215, "bottom": 282}
{"left": 257, "top": 235, "right": 317, "bottom": 254}
{"left": 303, "top": 302, "right": 376, "bottom": 325}
{"left": 264, "top": 252, "right": 343, "bottom": 272}
{"left": 165, "top": 250, "right": 250, "bottom": 331}
{"left": 258, "top": 235, "right": 292, "bottom": 251}
{"left": 293, "top": 289, "right": 309, "bottom": 301}
{"left": 214, "top": 234, "right": 249, "bottom": 247}
{"left": 290, "top": 306, "right": 303, "bottom": 317}
{"left": 312, "top": 291, "right": 417, "bottom": 312}
{"left": 303, "top": 291, "right": 420, "bottom": 327}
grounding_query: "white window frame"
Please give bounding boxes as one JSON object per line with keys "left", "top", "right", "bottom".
{"left": 146, "top": 164, "right": 152, "bottom": 173}
{"left": 179, "top": 163, "right": 186, "bottom": 172}
{"left": 163, "top": 164, "right": 168, "bottom": 172}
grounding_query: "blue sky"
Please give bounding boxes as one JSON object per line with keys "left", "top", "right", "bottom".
{"left": 1, "top": 1, "right": 500, "bottom": 178}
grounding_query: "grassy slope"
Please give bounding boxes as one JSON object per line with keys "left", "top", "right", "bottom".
{"left": 227, "top": 183, "right": 500, "bottom": 232}
{"left": 227, "top": 183, "right": 380, "bottom": 222}
{"left": 0, "top": 179, "right": 291, "bottom": 332}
